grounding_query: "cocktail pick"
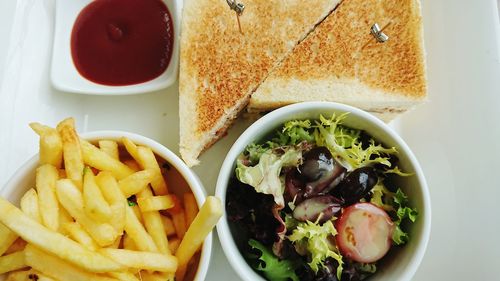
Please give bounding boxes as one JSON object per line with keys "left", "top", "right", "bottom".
{"left": 362, "top": 22, "right": 391, "bottom": 49}
{"left": 226, "top": 0, "right": 245, "bottom": 34}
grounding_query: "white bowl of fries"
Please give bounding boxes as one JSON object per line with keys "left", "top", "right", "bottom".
{"left": 0, "top": 118, "right": 222, "bottom": 281}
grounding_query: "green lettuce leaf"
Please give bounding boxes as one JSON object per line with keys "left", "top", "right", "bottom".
{"left": 245, "top": 143, "right": 270, "bottom": 165}
{"left": 393, "top": 189, "right": 418, "bottom": 222}
{"left": 243, "top": 120, "right": 314, "bottom": 164}
{"left": 284, "top": 213, "right": 299, "bottom": 231}
{"left": 370, "top": 181, "right": 395, "bottom": 211}
{"left": 355, "top": 263, "right": 377, "bottom": 273}
{"left": 313, "top": 114, "right": 397, "bottom": 171}
{"left": 371, "top": 185, "right": 418, "bottom": 245}
{"left": 392, "top": 225, "right": 409, "bottom": 245}
{"left": 287, "top": 220, "right": 343, "bottom": 279}
{"left": 280, "top": 120, "right": 315, "bottom": 145}
{"left": 247, "top": 239, "right": 300, "bottom": 281}
{"left": 393, "top": 190, "right": 418, "bottom": 241}
{"left": 235, "top": 148, "right": 302, "bottom": 207}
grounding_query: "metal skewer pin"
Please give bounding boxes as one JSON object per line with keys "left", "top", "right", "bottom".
{"left": 362, "top": 22, "right": 391, "bottom": 49}
{"left": 226, "top": 0, "right": 245, "bottom": 34}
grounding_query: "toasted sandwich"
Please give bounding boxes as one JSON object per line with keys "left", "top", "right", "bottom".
{"left": 248, "top": 0, "right": 427, "bottom": 122}
{"left": 179, "top": 0, "right": 342, "bottom": 166}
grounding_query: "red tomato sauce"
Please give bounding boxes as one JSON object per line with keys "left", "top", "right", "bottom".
{"left": 71, "top": 0, "right": 173, "bottom": 86}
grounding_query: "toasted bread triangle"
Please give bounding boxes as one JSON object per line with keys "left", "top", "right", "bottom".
{"left": 249, "top": 0, "right": 427, "bottom": 121}
{"left": 179, "top": 0, "right": 342, "bottom": 166}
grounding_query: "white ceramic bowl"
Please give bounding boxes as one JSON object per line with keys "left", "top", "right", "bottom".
{"left": 0, "top": 131, "right": 211, "bottom": 281}
{"left": 51, "top": 0, "right": 182, "bottom": 95}
{"left": 216, "top": 102, "right": 431, "bottom": 281}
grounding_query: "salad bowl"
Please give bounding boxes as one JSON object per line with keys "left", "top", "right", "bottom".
{"left": 215, "top": 102, "right": 431, "bottom": 281}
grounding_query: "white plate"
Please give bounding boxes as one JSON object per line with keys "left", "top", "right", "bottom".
{"left": 1, "top": 0, "right": 500, "bottom": 280}
{"left": 51, "top": 0, "right": 182, "bottom": 95}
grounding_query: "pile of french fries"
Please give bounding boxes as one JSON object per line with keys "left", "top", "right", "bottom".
{"left": 0, "top": 118, "right": 222, "bottom": 281}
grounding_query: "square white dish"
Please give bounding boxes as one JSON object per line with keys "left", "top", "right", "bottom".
{"left": 51, "top": 0, "right": 182, "bottom": 95}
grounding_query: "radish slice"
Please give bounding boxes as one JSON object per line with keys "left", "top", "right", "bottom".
{"left": 336, "top": 203, "right": 394, "bottom": 263}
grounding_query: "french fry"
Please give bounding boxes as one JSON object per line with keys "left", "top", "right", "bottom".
{"left": 137, "top": 146, "right": 169, "bottom": 195}
{"left": 29, "top": 123, "right": 63, "bottom": 168}
{"left": 58, "top": 206, "right": 74, "bottom": 234}
{"left": 95, "top": 172, "right": 126, "bottom": 234}
{"left": 167, "top": 195, "right": 186, "bottom": 240}
{"left": 167, "top": 195, "right": 186, "bottom": 239}
{"left": 131, "top": 205, "right": 143, "bottom": 224}
{"left": 109, "top": 203, "right": 126, "bottom": 235}
{"left": 83, "top": 167, "right": 112, "bottom": 222}
{"left": 108, "top": 271, "right": 140, "bottom": 281}
{"left": 108, "top": 236, "right": 122, "bottom": 249}
{"left": 80, "top": 140, "right": 134, "bottom": 180}
{"left": 171, "top": 211, "right": 186, "bottom": 240}
{"left": 0, "top": 250, "right": 26, "bottom": 274}
{"left": 6, "top": 269, "right": 56, "bottom": 281}
{"left": 56, "top": 118, "right": 84, "bottom": 187}
{"left": 183, "top": 193, "right": 198, "bottom": 228}
{"left": 161, "top": 215, "right": 176, "bottom": 237}
{"left": 64, "top": 222, "right": 98, "bottom": 251}
{"left": 175, "top": 196, "right": 222, "bottom": 281}
{"left": 137, "top": 188, "right": 170, "bottom": 255}
{"left": 139, "top": 271, "right": 175, "bottom": 281}
{"left": 124, "top": 206, "right": 157, "bottom": 252}
{"left": 100, "top": 248, "right": 177, "bottom": 272}
{"left": 0, "top": 223, "right": 18, "bottom": 256}
{"left": 121, "top": 138, "right": 141, "bottom": 164}
{"left": 96, "top": 171, "right": 126, "bottom": 204}
{"left": 122, "top": 139, "right": 169, "bottom": 195}
{"left": 168, "top": 238, "right": 180, "bottom": 254}
{"left": 36, "top": 164, "right": 60, "bottom": 231}
{"left": 137, "top": 195, "right": 174, "bottom": 212}
{"left": 20, "top": 188, "right": 42, "bottom": 223}
{"left": 56, "top": 179, "right": 117, "bottom": 247}
{"left": 0, "top": 197, "right": 124, "bottom": 272}
{"left": 25, "top": 244, "right": 120, "bottom": 281}
{"left": 4, "top": 238, "right": 27, "bottom": 255}
{"left": 123, "top": 233, "right": 137, "bottom": 251}
{"left": 123, "top": 159, "right": 140, "bottom": 171}
{"left": 99, "top": 140, "right": 119, "bottom": 160}
{"left": 118, "top": 169, "right": 156, "bottom": 197}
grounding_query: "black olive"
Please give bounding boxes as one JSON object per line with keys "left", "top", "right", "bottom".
{"left": 299, "top": 147, "right": 346, "bottom": 198}
{"left": 331, "top": 167, "right": 378, "bottom": 206}
{"left": 301, "top": 147, "right": 334, "bottom": 182}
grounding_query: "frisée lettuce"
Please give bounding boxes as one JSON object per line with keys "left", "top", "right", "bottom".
{"left": 288, "top": 220, "right": 344, "bottom": 280}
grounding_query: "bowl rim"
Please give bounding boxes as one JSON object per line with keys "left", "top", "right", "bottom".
{"left": 215, "top": 101, "right": 431, "bottom": 281}
{"left": 0, "top": 130, "right": 212, "bottom": 281}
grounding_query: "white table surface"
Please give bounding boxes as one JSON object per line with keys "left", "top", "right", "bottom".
{"left": 1, "top": 0, "right": 500, "bottom": 280}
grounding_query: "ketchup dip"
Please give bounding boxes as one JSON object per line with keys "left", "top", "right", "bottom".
{"left": 71, "top": 0, "right": 173, "bottom": 86}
